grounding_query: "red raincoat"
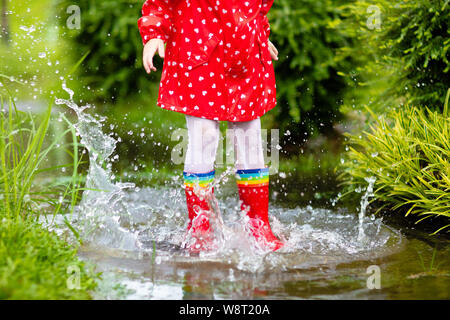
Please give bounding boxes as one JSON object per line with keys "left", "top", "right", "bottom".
{"left": 138, "top": 0, "right": 276, "bottom": 122}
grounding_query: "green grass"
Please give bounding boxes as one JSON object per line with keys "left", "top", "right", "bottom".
{"left": 0, "top": 86, "right": 85, "bottom": 220}
{"left": 0, "top": 82, "right": 98, "bottom": 299}
{"left": 0, "top": 219, "right": 97, "bottom": 299}
{"left": 0, "top": 1, "right": 101, "bottom": 296}
{"left": 338, "top": 90, "right": 450, "bottom": 234}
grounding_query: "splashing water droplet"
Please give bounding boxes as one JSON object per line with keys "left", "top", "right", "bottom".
{"left": 55, "top": 82, "right": 138, "bottom": 249}
{"left": 357, "top": 176, "right": 376, "bottom": 242}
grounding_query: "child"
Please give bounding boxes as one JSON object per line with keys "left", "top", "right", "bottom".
{"left": 138, "top": 0, "right": 283, "bottom": 251}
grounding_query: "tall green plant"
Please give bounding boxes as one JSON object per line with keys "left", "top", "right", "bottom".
{"left": 338, "top": 91, "right": 450, "bottom": 234}
{"left": 0, "top": 81, "right": 98, "bottom": 299}
{"left": 0, "top": 83, "right": 84, "bottom": 222}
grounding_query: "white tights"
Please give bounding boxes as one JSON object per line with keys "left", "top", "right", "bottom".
{"left": 184, "top": 115, "right": 265, "bottom": 173}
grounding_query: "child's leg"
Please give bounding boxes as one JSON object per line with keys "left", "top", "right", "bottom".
{"left": 228, "top": 118, "right": 265, "bottom": 170}
{"left": 183, "top": 115, "right": 220, "bottom": 251}
{"left": 229, "top": 118, "right": 283, "bottom": 251}
{"left": 184, "top": 115, "right": 220, "bottom": 173}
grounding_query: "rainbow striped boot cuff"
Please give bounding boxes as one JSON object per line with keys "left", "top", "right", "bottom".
{"left": 235, "top": 167, "right": 269, "bottom": 188}
{"left": 183, "top": 170, "right": 215, "bottom": 189}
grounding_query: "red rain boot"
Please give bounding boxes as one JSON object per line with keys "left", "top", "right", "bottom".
{"left": 236, "top": 168, "right": 283, "bottom": 251}
{"left": 184, "top": 171, "right": 215, "bottom": 252}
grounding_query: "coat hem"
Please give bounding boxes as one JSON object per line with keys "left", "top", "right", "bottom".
{"left": 156, "top": 99, "right": 277, "bottom": 122}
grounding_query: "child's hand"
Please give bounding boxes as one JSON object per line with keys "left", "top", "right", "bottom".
{"left": 143, "top": 38, "right": 166, "bottom": 74}
{"left": 268, "top": 40, "right": 279, "bottom": 61}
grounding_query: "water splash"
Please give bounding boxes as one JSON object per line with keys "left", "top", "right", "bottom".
{"left": 55, "top": 83, "right": 138, "bottom": 249}
{"left": 357, "top": 176, "right": 377, "bottom": 242}
{"left": 53, "top": 84, "right": 401, "bottom": 276}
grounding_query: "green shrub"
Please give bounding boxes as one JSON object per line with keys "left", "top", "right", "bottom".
{"left": 338, "top": 91, "right": 450, "bottom": 234}
{"left": 342, "top": 0, "right": 450, "bottom": 110}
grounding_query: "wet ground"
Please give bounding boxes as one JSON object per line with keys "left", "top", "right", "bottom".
{"left": 49, "top": 181, "right": 449, "bottom": 300}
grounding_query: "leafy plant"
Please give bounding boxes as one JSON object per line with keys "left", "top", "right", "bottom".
{"left": 338, "top": 90, "right": 450, "bottom": 234}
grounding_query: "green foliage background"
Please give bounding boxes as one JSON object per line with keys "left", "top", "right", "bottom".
{"left": 54, "top": 0, "right": 148, "bottom": 100}
{"left": 261, "top": 0, "right": 359, "bottom": 138}
{"left": 340, "top": 0, "right": 449, "bottom": 110}
{"left": 377, "top": 0, "right": 449, "bottom": 109}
